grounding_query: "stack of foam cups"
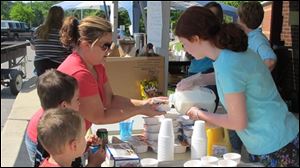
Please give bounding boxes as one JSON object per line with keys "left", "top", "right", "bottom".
{"left": 157, "top": 118, "right": 174, "bottom": 162}
{"left": 191, "top": 120, "right": 207, "bottom": 159}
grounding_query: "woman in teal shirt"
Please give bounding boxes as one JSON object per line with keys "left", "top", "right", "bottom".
{"left": 175, "top": 6, "right": 299, "bottom": 167}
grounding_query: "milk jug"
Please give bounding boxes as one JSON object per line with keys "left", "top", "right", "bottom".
{"left": 169, "top": 86, "right": 216, "bottom": 114}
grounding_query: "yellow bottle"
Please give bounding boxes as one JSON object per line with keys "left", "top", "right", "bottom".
{"left": 206, "top": 126, "right": 232, "bottom": 157}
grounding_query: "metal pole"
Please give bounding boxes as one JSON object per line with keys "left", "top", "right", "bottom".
{"left": 103, "top": 1, "right": 109, "bottom": 20}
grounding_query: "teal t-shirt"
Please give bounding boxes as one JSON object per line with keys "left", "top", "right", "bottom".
{"left": 213, "top": 49, "right": 299, "bottom": 155}
{"left": 188, "top": 57, "right": 214, "bottom": 74}
{"left": 248, "top": 28, "right": 277, "bottom": 61}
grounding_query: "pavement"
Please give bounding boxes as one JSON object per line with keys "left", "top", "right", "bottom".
{"left": 1, "top": 76, "right": 39, "bottom": 167}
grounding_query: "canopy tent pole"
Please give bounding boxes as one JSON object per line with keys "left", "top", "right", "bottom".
{"left": 147, "top": 1, "right": 170, "bottom": 96}
{"left": 139, "top": 1, "right": 147, "bottom": 33}
{"left": 103, "top": 1, "right": 109, "bottom": 20}
{"left": 110, "top": 1, "right": 118, "bottom": 44}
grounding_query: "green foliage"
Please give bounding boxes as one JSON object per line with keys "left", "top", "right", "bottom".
{"left": 2, "top": 1, "right": 59, "bottom": 27}
{"left": 118, "top": 10, "right": 131, "bottom": 36}
{"left": 218, "top": 1, "right": 244, "bottom": 8}
{"left": 1, "top": 1, "right": 12, "bottom": 19}
{"left": 170, "top": 10, "right": 182, "bottom": 32}
{"left": 9, "top": 2, "right": 34, "bottom": 24}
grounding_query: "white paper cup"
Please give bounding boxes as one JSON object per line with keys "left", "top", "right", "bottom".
{"left": 159, "top": 118, "right": 174, "bottom": 137}
{"left": 141, "top": 158, "right": 158, "bottom": 167}
{"left": 223, "top": 153, "right": 241, "bottom": 164}
{"left": 193, "top": 120, "right": 206, "bottom": 138}
{"left": 218, "top": 159, "right": 238, "bottom": 167}
{"left": 184, "top": 160, "right": 202, "bottom": 167}
{"left": 201, "top": 156, "right": 219, "bottom": 165}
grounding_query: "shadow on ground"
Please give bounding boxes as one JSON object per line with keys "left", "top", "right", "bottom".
{"left": 13, "top": 134, "right": 32, "bottom": 167}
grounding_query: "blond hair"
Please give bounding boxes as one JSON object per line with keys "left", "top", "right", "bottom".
{"left": 36, "top": 6, "right": 64, "bottom": 40}
{"left": 60, "top": 16, "right": 112, "bottom": 48}
{"left": 37, "top": 108, "right": 83, "bottom": 155}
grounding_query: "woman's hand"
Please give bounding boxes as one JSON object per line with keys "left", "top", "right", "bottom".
{"left": 140, "top": 103, "right": 166, "bottom": 117}
{"left": 186, "top": 106, "right": 203, "bottom": 120}
{"left": 143, "top": 96, "right": 169, "bottom": 105}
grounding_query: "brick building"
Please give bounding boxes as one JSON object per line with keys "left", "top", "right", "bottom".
{"left": 261, "top": 1, "right": 299, "bottom": 113}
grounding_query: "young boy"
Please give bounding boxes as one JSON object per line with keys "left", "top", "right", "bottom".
{"left": 38, "top": 108, "right": 104, "bottom": 167}
{"left": 237, "top": 1, "right": 277, "bottom": 71}
{"left": 24, "top": 69, "right": 104, "bottom": 166}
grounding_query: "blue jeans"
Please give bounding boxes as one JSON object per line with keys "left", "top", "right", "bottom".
{"left": 24, "top": 132, "right": 37, "bottom": 165}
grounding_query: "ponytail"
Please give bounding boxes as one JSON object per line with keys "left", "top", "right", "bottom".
{"left": 214, "top": 23, "right": 248, "bottom": 52}
{"left": 60, "top": 16, "right": 80, "bottom": 49}
{"left": 60, "top": 16, "right": 112, "bottom": 49}
{"left": 175, "top": 6, "right": 248, "bottom": 52}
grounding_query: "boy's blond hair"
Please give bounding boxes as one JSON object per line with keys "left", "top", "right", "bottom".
{"left": 37, "top": 108, "right": 83, "bottom": 155}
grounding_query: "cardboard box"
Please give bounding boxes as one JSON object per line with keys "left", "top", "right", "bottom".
{"left": 104, "top": 56, "right": 165, "bottom": 99}
{"left": 105, "top": 143, "right": 140, "bottom": 167}
{"left": 109, "top": 46, "right": 125, "bottom": 57}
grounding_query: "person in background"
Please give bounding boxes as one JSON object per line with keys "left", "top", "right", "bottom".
{"left": 139, "top": 43, "right": 158, "bottom": 56}
{"left": 32, "top": 6, "right": 71, "bottom": 76}
{"left": 237, "top": 1, "right": 277, "bottom": 71}
{"left": 175, "top": 6, "right": 299, "bottom": 167}
{"left": 58, "top": 16, "right": 166, "bottom": 137}
{"left": 38, "top": 108, "right": 104, "bottom": 167}
{"left": 176, "top": 2, "right": 223, "bottom": 113}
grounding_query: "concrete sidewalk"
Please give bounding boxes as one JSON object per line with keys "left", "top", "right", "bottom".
{"left": 1, "top": 77, "right": 39, "bottom": 167}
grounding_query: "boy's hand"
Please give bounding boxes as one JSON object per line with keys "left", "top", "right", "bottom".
{"left": 86, "top": 148, "right": 106, "bottom": 167}
{"left": 86, "top": 134, "right": 101, "bottom": 146}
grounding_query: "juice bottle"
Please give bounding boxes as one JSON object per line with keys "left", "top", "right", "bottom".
{"left": 206, "top": 126, "right": 232, "bottom": 157}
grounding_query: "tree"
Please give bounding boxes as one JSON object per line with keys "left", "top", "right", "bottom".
{"left": 218, "top": 1, "right": 244, "bottom": 8}
{"left": 1, "top": 1, "right": 13, "bottom": 19}
{"left": 118, "top": 10, "right": 131, "bottom": 36}
{"left": 9, "top": 2, "right": 34, "bottom": 24}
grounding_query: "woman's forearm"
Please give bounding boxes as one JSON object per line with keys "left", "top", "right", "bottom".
{"left": 94, "top": 95, "right": 145, "bottom": 124}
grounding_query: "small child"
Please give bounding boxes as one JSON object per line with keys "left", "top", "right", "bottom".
{"left": 25, "top": 69, "right": 80, "bottom": 165}
{"left": 38, "top": 108, "right": 105, "bottom": 167}
{"left": 237, "top": 1, "right": 277, "bottom": 71}
{"left": 24, "top": 69, "right": 104, "bottom": 166}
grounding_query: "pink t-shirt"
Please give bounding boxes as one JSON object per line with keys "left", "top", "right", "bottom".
{"left": 27, "top": 108, "right": 44, "bottom": 143}
{"left": 57, "top": 51, "right": 108, "bottom": 130}
{"left": 39, "top": 157, "right": 61, "bottom": 167}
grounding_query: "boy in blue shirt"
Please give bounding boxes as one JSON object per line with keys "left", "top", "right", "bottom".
{"left": 237, "top": 1, "right": 277, "bottom": 71}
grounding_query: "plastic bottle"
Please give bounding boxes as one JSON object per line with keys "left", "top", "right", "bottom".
{"left": 206, "top": 126, "right": 232, "bottom": 157}
{"left": 168, "top": 86, "right": 216, "bottom": 114}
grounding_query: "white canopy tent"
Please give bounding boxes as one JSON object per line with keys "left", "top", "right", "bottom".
{"left": 74, "top": 1, "right": 113, "bottom": 10}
